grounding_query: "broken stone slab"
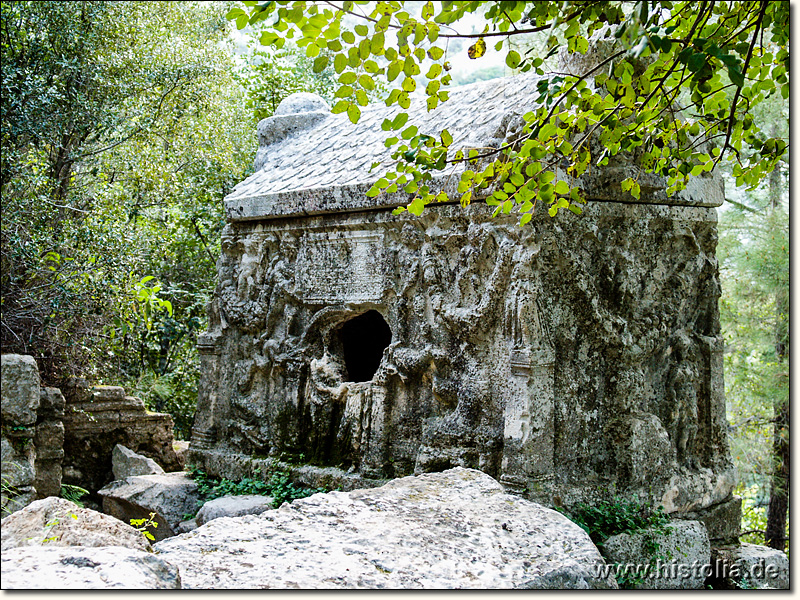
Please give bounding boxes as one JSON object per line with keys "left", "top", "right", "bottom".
{"left": 601, "top": 520, "right": 710, "bottom": 589}
{"left": 677, "top": 495, "right": 741, "bottom": 544}
{"left": 1, "top": 546, "right": 181, "bottom": 589}
{"left": 113, "top": 444, "right": 166, "bottom": 479}
{"left": 98, "top": 472, "right": 200, "bottom": 542}
{"left": 172, "top": 440, "right": 190, "bottom": 470}
{"left": 195, "top": 494, "right": 274, "bottom": 525}
{"left": 175, "top": 518, "right": 198, "bottom": 534}
{"left": 709, "top": 543, "right": 789, "bottom": 589}
{"left": 153, "top": 468, "right": 617, "bottom": 589}
{"left": 1, "top": 496, "right": 149, "bottom": 552}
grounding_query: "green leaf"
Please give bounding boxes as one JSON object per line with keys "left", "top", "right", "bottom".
{"left": 334, "top": 53, "right": 347, "bottom": 73}
{"left": 506, "top": 50, "right": 521, "bottom": 69}
{"left": 392, "top": 113, "right": 409, "bottom": 129}
{"left": 441, "top": 129, "right": 453, "bottom": 147}
{"left": 347, "top": 103, "right": 361, "bottom": 124}
{"left": 313, "top": 55, "right": 329, "bottom": 73}
{"left": 408, "top": 197, "right": 425, "bottom": 216}
{"left": 401, "top": 125, "right": 418, "bottom": 139}
{"left": 428, "top": 46, "right": 444, "bottom": 60}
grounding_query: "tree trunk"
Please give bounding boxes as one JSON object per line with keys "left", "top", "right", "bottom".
{"left": 765, "top": 396, "right": 789, "bottom": 551}
{"left": 764, "top": 130, "right": 789, "bottom": 552}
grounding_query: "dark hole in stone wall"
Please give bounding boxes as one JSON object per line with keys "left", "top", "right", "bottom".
{"left": 338, "top": 310, "right": 392, "bottom": 383}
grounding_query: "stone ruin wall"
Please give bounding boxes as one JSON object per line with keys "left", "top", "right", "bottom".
{"left": 1, "top": 353, "right": 181, "bottom": 515}
{"left": 190, "top": 199, "right": 736, "bottom": 516}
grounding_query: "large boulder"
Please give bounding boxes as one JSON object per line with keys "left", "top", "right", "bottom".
{"left": 710, "top": 543, "right": 789, "bottom": 589}
{"left": 98, "top": 472, "right": 200, "bottom": 541}
{"left": 154, "top": 468, "right": 617, "bottom": 589}
{"left": 195, "top": 494, "right": 274, "bottom": 525}
{"left": 601, "top": 520, "right": 710, "bottom": 589}
{"left": 1, "top": 546, "right": 181, "bottom": 589}
{"left": 1, "top": 496, "right": 149, "bottom": 552}
{"left": 113, "top": 444, "right": 165, "bottom": 479}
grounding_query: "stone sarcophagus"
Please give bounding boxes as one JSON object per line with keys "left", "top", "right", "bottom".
{"left": 190, "top": 72, "right": 736, "bottom": 517}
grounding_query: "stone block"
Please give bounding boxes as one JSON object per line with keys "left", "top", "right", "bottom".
{"left": 195, "top": 494, "right": 274, "bottom": 525}
{"left": 678, "top": 495, "right": 741, "bottom": 543}
{"left": 38, "top": 387, "right": 66, "bottom": 419}
{"left": 1, "top": 354, "right": 40, "bottom": 425}
{"left": 98, "top": 472, "right": 200, "bottom": 541}
{"left": 34, "top": 421, "right": 64, "bottom": 460}
{"left": 33, "top": 461, "right": 63, "bottom": 499}
{"left": 112, "top": 444, "right": 165, "bottom": 479}
{"left": 601, "top": 520, "right": 711, "bottom": 589}
{"left": 710, "top": 543, "right": 789, "bottom": 589}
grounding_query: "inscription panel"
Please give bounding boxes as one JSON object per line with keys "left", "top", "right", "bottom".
{"left": 297, "top": 231, "right": 385, "bottom": 303}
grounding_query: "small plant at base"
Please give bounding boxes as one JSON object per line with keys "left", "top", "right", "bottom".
{"left": 130, "top": 512, "right": 159, "bottom": 541}
{"left": 40, "top": 513, "right": 78, "bottom": 544}
{"left": 561, "top": 497, "right": 673, "bottom": 590}
{"left": 61, "top": 484, "right": 89, "bottom": 507}
{"left": 187, "top": 463, "right": 326, "bottom": 509}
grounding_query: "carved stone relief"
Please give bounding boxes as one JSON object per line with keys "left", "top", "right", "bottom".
{"left": 190, "top": 201, "right": 735, "bottom": 514}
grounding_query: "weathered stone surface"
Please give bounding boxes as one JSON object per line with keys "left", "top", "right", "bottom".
{"left": 34, "top": 421, "right": 65, "bottom": 499}
{"left": 33, "top": 386, "right": 66, "bottom": 498}
{"left": 1, "top": 546, "right": 181, "bottom": 589}
{"left": 1, "top": 353, "right": 40, "bottom": 425}
{"left": 113, "top": 444, "right": 166, "bottom": 479}
{"left": 154, "top": 468, "right": 616, "bottom": 589}
{"left": 191, "top": 198, "right": 735, "bottom": 513}
{"left": 38, "top": 386, "right": 66, "bottom": 419}
{"left": 172, "top": 440, "right": 190, "bottom": 470}
{"left": 195, "top": 494, "right": 273, "bottom": 525}
{"left": 61, "top": 383, "right": 181, "bottom": 492}
{"left": 98, "top": 472, "right": 200, "bottom": 541}
{"left": 192, "top": 68, "right": 735, "bottom": 521}
{"left": 678, "top": 495, "right": 741, "bottom": 543}
{"left": 175, "top": 518, "right": 198, "bottom": 534}
{"left": 1, "top": 496, "right": 149, "bottom": 552}
{"left": 710, "top": 543, "right": 789, "bottom": 589}
{"left": 601, "top": 520, "right": 710, "bottom": 589}
{"left": 2, "top": 354, "right": 41, "bottom": 515}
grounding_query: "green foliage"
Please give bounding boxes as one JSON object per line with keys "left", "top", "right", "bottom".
{"left": 563, "top": 497, "right": 671, "bottom": 547}
{"left": 231, "top": 1, "right": 788, "bottom": 224}
{"left": 130, "top": 512, "right": 159, "bottom": 542}
{"left": 562, "top": 498, "right": 672, "bottom": 589}
{"left": 188, "top": 463, "right": 326, "bottom": 510}
{"left": 60, "top": 484, "right": 89, "bottom": 508}
{"left": 1, "top": 1, "right": 253, "bottom": 442}
{"left": 236, "top": 45, "right": 338, "bottom": 121}
{"left": 718, "top": 127, "right": 789, "bottom": 553}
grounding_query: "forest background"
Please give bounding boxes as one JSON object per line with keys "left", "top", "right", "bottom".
{"left": 0, "top": 0, "right": 789, "bottom": 552}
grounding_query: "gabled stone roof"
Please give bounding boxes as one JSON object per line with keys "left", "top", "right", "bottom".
{"left": 225, "top": 73, "right": 544, "bottom": 221}
{"left": 224, "top": 71, "right": 722, "bottom": 222}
